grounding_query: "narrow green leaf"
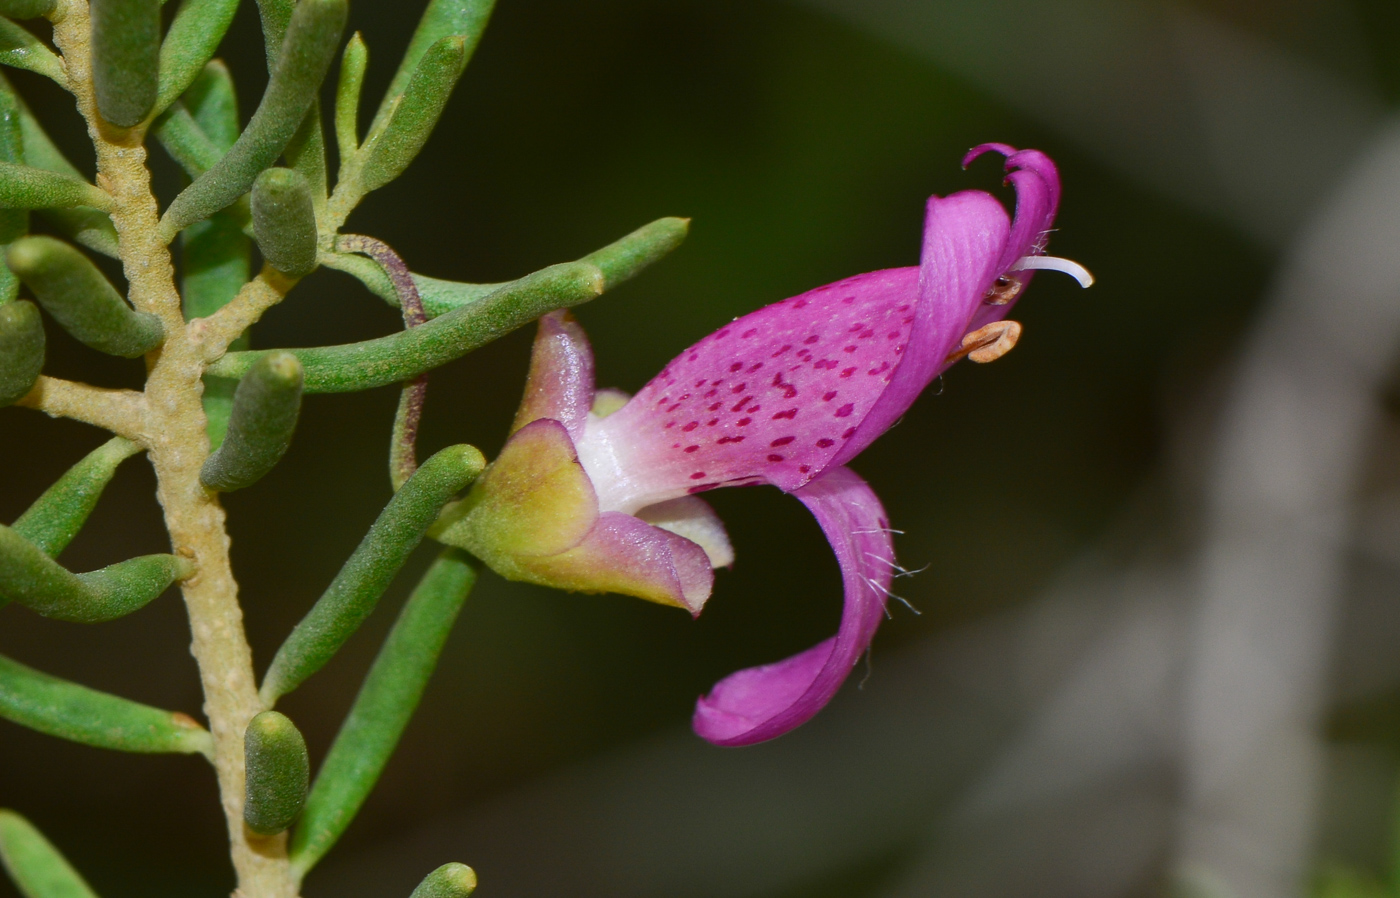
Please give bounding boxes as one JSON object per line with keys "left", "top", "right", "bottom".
{"left": 160, "top": 0, "right": 347, "bottom": 237}
{"left": 408, "top": 864, "right": 477, "bottom": 898}
{"left": 0, "top": 0, "right": 56, "bottom": 19}
{"left": 244, "top": 711, "right": 309, "bottom": 835}
{"left": 284, "top": 99, "right": 327, "bottom": 220}
{"left": 290, "top": 550, "right": 475, "bottom": 873}
{"left": 251, "top": 167, "right": 317, "bottom": 277}
{"left": 153, "top": 0, "right": 240, "bottom": 115}
{"left": 0, "top": 19, "right": 64, "bottom": 84}
{"left": 90, "top": 0, "right": 160, "bottom": 127}
{"left": 209, "top": 261, "right": 604, "bottom": 392}
{"left": 334, "top": 33, "right": 366, "bottom": 163}
{"left": 0, "top": 82, "right": 28, "bottom": 302}
{"left": 153, "top": 104, "right": 223, "bottom": 178}
{"left": 260, "top": 445, "right": 486, "bottom": 703}
{"left": 254, "top": 0, "right": 293, "bottom": 66}
{"left": 12, "top": 437, "right": 140, "bottom": 557}
{"left": 0, "top": 810, "right": 98, "bottom": 898}
{"left": 2, "top": 76, "right": 120, "bottom": 258}
{"left": 200, "top": 350, "right": 303, "bottom": 492}
{"left": 0, "top": 653, "right": 212, "bottom": 754}
{"left": 370, "top": 0, "right": 493, "bottom": 139}
{"left": 579, "top": 216, "right": 689, "bottom": 290}
{"left": 0, "top": 162, "right": 110, "bottom": 211}
{"left": 357, "top": 36, "right": 464, "bottom": 193}
{"left": 0, "top": 524, "right": 190, "bottom": 622}
{"left": 185, "top": 59, "right": 240, "bottom": 148}
{"left": 0, "top": 300, "right": 41, "bottom": 407}
{"left": 6, "top": 236, "right": 163, "bottom": 358}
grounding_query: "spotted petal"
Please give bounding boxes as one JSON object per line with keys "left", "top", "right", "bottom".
{"left": 691, "top": 465, "right": 893, "bottom": 746}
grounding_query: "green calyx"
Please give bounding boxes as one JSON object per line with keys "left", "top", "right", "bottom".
{"left": 90, "top": 0, "right": 161, "bottom": 128}
{"left": 243, "top": 710, "right": 310, "bottom": 835}
{"left": 0, "top": 299, "right": 42, "bottom": 407}
{"left": 251, "top": 168, "right": 318, "bottom": 278}
{"left": 6, "top": 236, "right": 163, "bottom": 358}
{"left": 200, "top": 351, "right": 304, "bottom": 492}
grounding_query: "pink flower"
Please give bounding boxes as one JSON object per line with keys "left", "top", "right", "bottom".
{"left": 436, "top": 144, "right": 1090, "bottom": 746}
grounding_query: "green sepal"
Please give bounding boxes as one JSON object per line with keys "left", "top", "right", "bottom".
{"left": 0, "top": 18, "right": 64, "bottom": 84}
{"left": 6, "top": 237, "right": 163, "bottom": 358}
{"left": 0, "top": 300, "right": 42, "bottom": 407}
{"left": 259, "top": 445, "right": 486, "bottom": 703}
{"left": 1, "top": 76, "right": 119, "bottom": 259}
{"left": 408, "top": 864, "right": 477, "bottom": 898}
{"left": 153, "top": 0, "right": 241, "bottom": 115}
{"left": 90, "top": 0, "right": 160, "bottom": 128}
{"left": 0, "top": 524, "right": 190, "bottom": 622}
{"left": 244, "top": 710, "right": 310, "bottom": 835}
{"left": 290, "top": 550, "right": 475, "bottom": 873}
{"left": 0, "top": 810, "right": 98, "bottom": 898}
{"left": 0, "top": 653, "right": 212, "bottom": 754}
{"left": 0, "top": 162, "right": 109, "bottom": 211}
{"left": 251, "top": 168, "right": 317, "bottom": 278}
{"left": 200, "top": 351, "right": 303, "bottom": 492}
{"left": 12, "top": 437, "right": 140, "bottom": 557}
{"left": 357, "top": 36, "right": 465, "bottom": 193}
{"left": 0, "top": 0, "right": 55, "bottom": 19}
{"left": 334, "top": 33, "right": 367, "bottom": 162}
{"left": 369, "top": 0, "right": 493, "bottom": 140}
{"left": 160, "top": 0, "right": 347, "bottom": 238}
{"left": 210, "top": 261, "right": 604, "bottom": 392}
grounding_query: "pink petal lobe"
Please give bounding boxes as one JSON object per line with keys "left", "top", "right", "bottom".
{"left": 511, "top": 311, "right": 596, "bottom": 441}
{"left": 592, "top": 267, "right": 922, "bottom": 505}
{"left": 518, "top": 511, "right": 714, "bottom": 614}
{"left": 963, "top": 143, "right": 1063, "bottom": 296}
{"left": 833, "top": 190, "right": 1010, "bottom": 467}
{"left": 692, "top": 466, "right": 893, "bottom": 746}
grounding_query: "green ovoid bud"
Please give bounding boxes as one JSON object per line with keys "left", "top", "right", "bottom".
{"left": 90, "top": 0, "right": 160, "bottom": 127}
{"left": 0, "top": 0, "right": 55, "bottom": 18}
{"left": 243, "top": 711, "right": 310, "bottom": 835}
{"left": 410, "top": 864, "right": 477, "bottom": 898}
{"left": 0, "top": 653, "right": 212, "bottom": 755}
{"left": 0, "top": 162, "right": 110, "bottom": 211}
{"left": 0, "top": 810, "right": 99, "bottom": 898}
{"left": 251, "top": 167, "right": 318, "bottom": 277}
{"left": 0, "top": 300, "right": 42, "bottom": 406}
{"left": 6, "top": 236, "right": 163, "bottom": 358}
{"left": 358, "top": 36, "right": 466, "bottom": 193}
{"left": 160, "top": 0, "right": 347, "bottom": 237}
{"left": 200, "top": 351, "right": 303, "bottom": 492}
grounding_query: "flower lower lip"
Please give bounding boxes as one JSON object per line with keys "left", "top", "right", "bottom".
{"left": 1010, "top": 254, "right": 1095, "bottom": 287}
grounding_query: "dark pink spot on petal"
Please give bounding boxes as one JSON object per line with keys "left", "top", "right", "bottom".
{"left": 748, "top": 362, "right": 763, "bottom": 372}
{"left": 803, "top": 335, "right": 820, "bottom": 344}
{"left": 685, "top": 445, "right": 699, "bottom": 453}
{"left": 771, "top": 436, "right": 795, "bottom": 447}
{"left": 841, "top": 367, "right": 857, "bottom": 378}
{"left": 859, "top": 329, "right": 875, "bottom": 339}
{"left": 823, "top": 391, "right": 837, "bottom": 401}
{"left": 843, "top": 345, "right": 858, "bottom": 353}
{"left": 773, "top": 409, "right": 798, "bottom": 420}
{"left": 816, "top": 438, "right": 834, "bottom": 448}
{"left": 772, "top": 344, "right": 792, "bottom": 357}
{"left": 731, "top": 396, "right": 752, "bottom": 412}
{"left": 737, "top": 417, "right": 752, "bottom": 426}
{"left": 767, "top": 454, "right": 785, "bottom": 462}
{"left": 690, "top": 472, "right": 706, "bottom": 480}
{"left": 707, "top": 419, "right": 719, "bottom": 426}
{"left": 742, "top": 328, "right": 758, "bottom": 338}
{"left": 843, "top": 427, "right": 856, "bottom": 439}
{"left": 729, "top": 362, "right": 743, "bottom": 372}
{"left": 793, "top": 299, "right": 808, "bottom": 308}
{"left": 683, "top": 421, "right": 699, "bottom": 432}
{"left": 888, "top": 331, "right": 901, "bottom": 340}
{"left": 717, "top": 435, "right": 745, "bottom": 444}
{"left": 835, "top": 404, "right": 854, "bottom": 418}
{"left": 708, "top": 402, "right": 722, "bottom": 411}
{"left": 799, "top": 465, "right": 811, "bottom": 473}
{"left": 842, "top": 295, "right": 856, "bottom": 304}
{"left": 747, "top": 405, "right": 761, "bottom": 413}
{"left": 715, "top": 329, "right": 730, "bottom": 338}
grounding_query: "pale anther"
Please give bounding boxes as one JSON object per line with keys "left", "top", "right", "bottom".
{"left": 945, "top": 320, "right": 1021, "bottom": 365}
{"left": 1010, "top": 254, "right": 1094, "bottom": 287}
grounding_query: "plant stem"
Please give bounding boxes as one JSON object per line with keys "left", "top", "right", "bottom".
{"left": 49, "top": 3, "right": 297, "bottom": 897}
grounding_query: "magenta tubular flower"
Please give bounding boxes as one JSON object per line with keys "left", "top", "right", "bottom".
{"left": 436, "top": 144, "right": 1090, "bottom": 746}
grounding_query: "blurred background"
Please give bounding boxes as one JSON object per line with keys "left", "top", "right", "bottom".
{"left": 6, "top": 0, "right": 1400, "bottom": 895}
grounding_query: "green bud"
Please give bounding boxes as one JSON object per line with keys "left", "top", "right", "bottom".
{"left": 0, "top": 653, "right": 211, "bottom": 755}
{"left": 0, "top": 162, "right": 110, "bottom": 211}
{"left": 0, "top": 810, "right": 99, "bottom": 898}
{"left": 243, "top": 711, "right": 310, "bottom": 835}
{"left": 160, "top": 0, "right": 347, "bottom": 237}
{"left": 0, "top": 299, "right": 41, "bottom": 407}
{"left": 6, "top": 236, "right": 163, "bottom": 358}
{"left": 409, "top": 864, "right": 477, "bottom": 898}
{"left": 260, "top": 445, "right": 486, "bottom": 702}
{"left": 0, "top": 0, "right": 55, "bottom": 19}
{"left": 358, "top": 36, "right": 465, "bottom": 193}
{"left": 0, "top": 524, "right": 191, "bottom": 623}
{"left": 334, "top": 33, "right": 367, "bottom": 160}
{"left": 251, "top": 167, "right": 317, "bottom": 277}
{"left": 13, "top": 437, "right": 141, "bottom": 557}
{"left": 154, "top": 0, "right": 241, "bottom": 115}
{"left": 90, "top": 0, "right": 160, "bottom": 127}
{"left": 0, "top": 18, "right": 65, "bottom": 84}
{"left": 200, "top": 350, "right": 303, "bottom": 492}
